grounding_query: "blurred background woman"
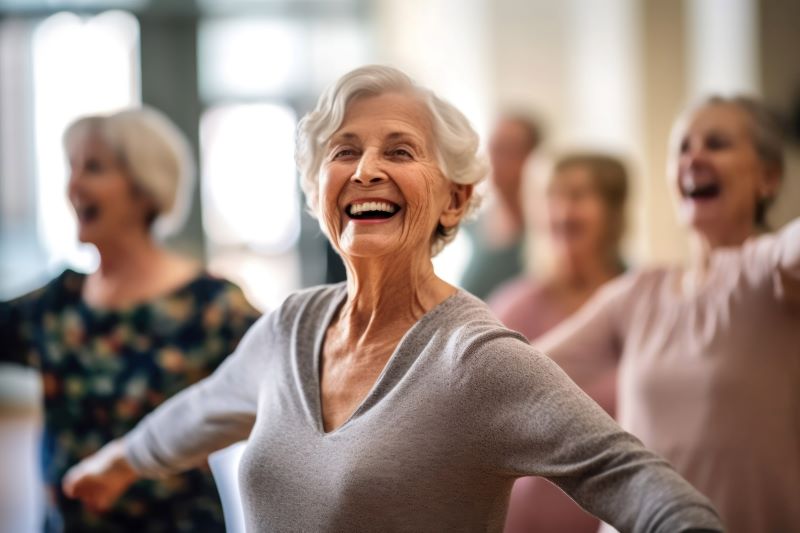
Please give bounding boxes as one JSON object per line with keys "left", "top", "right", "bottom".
{"left": 491, "top": 152, "right": 629, "bottom": 533}
{"left": 0, "top": 107, "right": 260, "bottom": 532}
{"left": 537, "top": 95, "right": 800, "bottom": 533}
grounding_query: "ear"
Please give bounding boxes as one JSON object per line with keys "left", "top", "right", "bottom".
{"left": 758, "top": 164, "right": 781, "bottom": 200}
{"left": 439, "top": 182, "right": 473, "bottom": 229}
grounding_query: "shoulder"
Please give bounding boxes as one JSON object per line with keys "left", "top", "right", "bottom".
{"left": 249, "top": 283, "right": 346, "bottom": 337}
{"left": 2, "top": 269, "right": 83, "bottom": 316}
{"left": 427, "top": 291, "right": 535, "bottom": 366}
{"left": 190, "top": 274, "right": 257, "bottom": 312}
{"left": 596, "top": 267, "right": 671, "bottom": 302}
{"left": 274, "top": 282, "right": 345, "bottom": 318}
{"left": 434, "top": 293, "right": 568, "bottom": 394}
{"left": 487, "top": 276, "right": 541, "bottom": 312}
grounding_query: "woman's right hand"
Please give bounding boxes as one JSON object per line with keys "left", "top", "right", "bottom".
{"left": 62, "top": 438, "right": 139, "bottom": 513}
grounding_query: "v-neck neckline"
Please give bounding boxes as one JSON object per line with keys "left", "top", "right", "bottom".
{"left": 306, "top": 285, "right": 463, "bottom": 436}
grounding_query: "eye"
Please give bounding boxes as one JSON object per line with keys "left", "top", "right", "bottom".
{"left": 679, "top": 138, "right": 690, "bottom": 154}
{"left": 388, "top": 147, "right": 414, "bottom": 159}
{"left": 705, "top": 133, "right": 731, "bottom": 151}
{"left": 332, "top": 148, "right": 358, "bottom": 160}
{"left": 85, "top": 157, "right": 104, "bottom": 173}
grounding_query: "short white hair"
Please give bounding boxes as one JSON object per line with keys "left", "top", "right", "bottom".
{"left": 63, "top": 106, "right": 194, "bottom": 238}
{"left": 295, "top": 65, "right": 487, "bottom": 255}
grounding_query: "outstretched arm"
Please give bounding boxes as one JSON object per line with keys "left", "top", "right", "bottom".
{"left": 63, "top": 313, "right": 273, "bottom": 510}
{"left": 532, "top": 274, "right": 633, "bottom": 413}
{"left": 775, "top": 216, "right": 800, "bottom": 301}
{"left": 467, "top": 336, "right": 722, "bottom": 532}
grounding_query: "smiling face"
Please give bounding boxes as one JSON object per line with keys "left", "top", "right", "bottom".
{"left": 67, "top": 133, "right": 155, "bottom": 246}
{"left": 543, "top": 164, "right": 611, "bottom": 261}
{"left": 670, "top": 102, "right": 780, "bottom": 246}
{"left": 318, "top": 91, "right": 469, "bottom": 262}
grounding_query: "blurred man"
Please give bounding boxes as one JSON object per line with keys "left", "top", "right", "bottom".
{"left": 460, "top": 113, "right": 542, "bottom": 299}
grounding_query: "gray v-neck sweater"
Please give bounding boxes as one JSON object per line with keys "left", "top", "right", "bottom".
{"left": 126, "top": 284, "right": 721, "bottom": 532}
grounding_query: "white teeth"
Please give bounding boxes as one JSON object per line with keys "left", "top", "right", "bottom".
{"left": 349, "top": 201, "right": 397, "bottom": 215}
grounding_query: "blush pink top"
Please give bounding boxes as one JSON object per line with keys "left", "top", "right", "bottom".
{"left": 537, "top": 219, "right": 800, "bottom": 533}
{"left": 490, "top": 280, "right": 615, "bottom": 533}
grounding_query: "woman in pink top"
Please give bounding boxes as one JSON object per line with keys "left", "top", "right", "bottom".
{"left": 537, "top": 96, "right": 800, "bottom": 533}
{"left": 491, "top": 153, "right": 629, "bottom": 533}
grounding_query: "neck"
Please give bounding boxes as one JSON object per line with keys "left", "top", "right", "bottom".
{"left": 338, "top": 250, "right": 453, "bottom": 341}
{"left": 93, "top": 231, "right": 163, "bottom": 280}
{"left": 550, "top": 248, "right": 621, "bottom": 292}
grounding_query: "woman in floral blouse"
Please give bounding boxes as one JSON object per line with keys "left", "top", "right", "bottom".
{"left": 0, "top": 107, "right": 260, "bottom": 532}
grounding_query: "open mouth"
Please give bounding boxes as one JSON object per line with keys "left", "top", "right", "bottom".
{"left": 683, "top": 183, "right": 721, "bottom": 200}
{"left": 346, "top": 200, "right": 400, "bottom": 220}
{"left": 75, "top": 204, "right": 101, "bottom": 223}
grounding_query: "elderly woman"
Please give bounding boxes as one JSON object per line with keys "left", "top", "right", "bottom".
{"left": 491, "top": 153, "right": 630, "bottom": 532}
{"left": 63, "top": 66, "right": 722, "bottom": 532}
{"left": 534, "top": 96, "right": 800, "bottom": 533}
{"left": 0, "top": 107, "right": 260, "bottom": 532}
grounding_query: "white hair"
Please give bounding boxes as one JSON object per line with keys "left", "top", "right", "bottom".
{"left": 63, "top": 106, "right": 194, "bottom": 238}
{"left": 295, "top": 65, "right": 488, "bottom": 255}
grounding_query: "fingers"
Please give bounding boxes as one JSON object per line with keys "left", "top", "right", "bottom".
{"left": 61, "top": 439, "right": 139, "bottom": 513}
{"left": 61, "top": 464, "right": 81, "bottom": 498}
{"left": 63, "top": 470, "right": 117, "bottom": 513}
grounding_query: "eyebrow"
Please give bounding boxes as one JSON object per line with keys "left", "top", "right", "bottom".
{"left": 328, "top": 131, "right": 425, "bottom": 147}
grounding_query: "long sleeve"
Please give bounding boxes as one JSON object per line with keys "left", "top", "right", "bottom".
{"left": 457, "top": 332, "right": 722, "bottom": 533}
{"left": 125, "top": 312, "right": 273, "bottom": 477}
{"left": 774, "top": 216, "right": 800, "bottom": 302}
{"left": 0, "top": 292, "right": 43, "bottom": 410}
{"left": 532, "top": 273, "right": 633, "bottom": 398}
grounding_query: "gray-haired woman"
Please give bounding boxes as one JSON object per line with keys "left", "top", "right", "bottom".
{"left": 0, "top": 107, "right": 260, "bottom": 531}
{"left": 63, "top": 66, "right": 722, "bottom": 532}
{"left": 530, "top": 95, "right": 800, "bottom": 533}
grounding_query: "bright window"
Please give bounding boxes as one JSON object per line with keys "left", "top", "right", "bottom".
{"left": 32, "top": 10, "right": 140, "bottom": 271}
{"left": 200, "top": 103, "right": 299, "bottom": 253}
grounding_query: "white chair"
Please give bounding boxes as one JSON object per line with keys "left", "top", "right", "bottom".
{"left": 208, "top": 441, "right": 248, "bottom": 533}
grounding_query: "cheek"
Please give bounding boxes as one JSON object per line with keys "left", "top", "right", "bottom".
{"left": 404, "top": 168, "right": 448, "bottom": 223}
{"left": 317, "top": 169, "right": 345, "bottom": 223}
{"left": 581, "top": 200, "right": 608, "bottom": 229}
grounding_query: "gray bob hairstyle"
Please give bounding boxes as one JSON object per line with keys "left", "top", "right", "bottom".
{"left": 63, "top": 106, "right": 194, "bottom": 238}
{"left": 295, "top": 65, "right": 488, "bottom": 255}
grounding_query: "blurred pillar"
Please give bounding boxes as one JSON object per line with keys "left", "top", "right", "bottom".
{"left": 686, "top": 0, "right": 759, "bottom": 96}
{"left": 759, "top": 0, "right": 800, "bottom": 227}
{"left": 139, "top": 7, "right": 205, "bottom": 260}
{"left": 639, "top": 0, "right": 689, "bottom": 264}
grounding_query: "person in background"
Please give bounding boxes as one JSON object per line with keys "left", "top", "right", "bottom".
{"left": 459, "top": 113, "right": 542, "bottom": 299}
{"left": 62, "top": 66, "right": 721, "bottom": 533}
{"left": 536, "top": 95, "right": 800, "bottom": 533}
{"left": 490, "top": 153, "right": 629, "bottom": 532}
{"left": 0, "top": 107, "right": 260, "bottom": 532}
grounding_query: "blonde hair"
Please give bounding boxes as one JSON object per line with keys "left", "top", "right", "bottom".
{"left": 63, "top": 106, "right": 194, "bottom": 238}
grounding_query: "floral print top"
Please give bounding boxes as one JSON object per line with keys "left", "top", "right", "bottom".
{"left": 0, "top": 269, "right": 261, "bottom": 532}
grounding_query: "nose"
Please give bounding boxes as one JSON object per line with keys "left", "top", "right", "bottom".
{"left": 675, "top": 143, "right": 705, "bottom": 177}
{"left": 351, "top": 149, "right": 387, "bottom": 185}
